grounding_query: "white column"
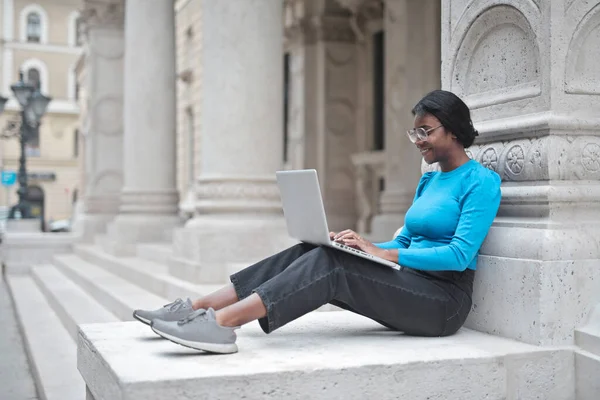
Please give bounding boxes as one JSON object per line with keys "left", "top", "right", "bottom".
{"left": 170, "top": 0, "right": 295, "bottom": 283}
{"left": 71, "top": 0, "right": 125, "bottom": 242}
{"left": 370, "top": 0, "right": 440, "bottom": 241}
{"left": 105, "top": 0, "right": 179, "bottom": 255}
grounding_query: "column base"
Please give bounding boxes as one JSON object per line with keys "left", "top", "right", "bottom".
{"left": 169, "top": 214, "right": 298, "bottom": 284}
{"left": 71, "top": 213, "right": 116, "bottom": 243}
{"left": 467, "top": 223, "right": 600, "bottom": 347}
{"left": 104, "top": 214, "right": 181, "bottom": 256}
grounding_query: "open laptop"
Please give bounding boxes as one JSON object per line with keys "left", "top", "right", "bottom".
{"left": 276, "top": 169, "right": 401, "bottom": 271}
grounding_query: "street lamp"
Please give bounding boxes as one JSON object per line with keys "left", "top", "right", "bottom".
{"left": 0, "top": 71, "right": 51, "bottom": 219}
{"left": 0, "top": 96, "right": 7, "bottom": 114}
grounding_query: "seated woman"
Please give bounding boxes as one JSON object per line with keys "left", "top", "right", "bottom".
{"left": 133, "top": 90, "right": 502, "bottom": 354}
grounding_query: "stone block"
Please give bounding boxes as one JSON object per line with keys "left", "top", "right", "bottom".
{"left": 1, "top": 232, "right": 75, "bottom": 274}
{"left": 465, "top": 254, "right": 600, "bottom": 346}
{"left": 575, "top": 351, "right": 600, "bottom": 400}
{"left": 78, "top": 311, "right": 569, "bottom": 400}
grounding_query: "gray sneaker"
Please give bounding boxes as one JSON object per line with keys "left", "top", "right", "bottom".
{"left": 133, "top": 298, "right": 194, "bottom": 325}
{"left": 151, "top": 308, "right": 239, "bottom": 354}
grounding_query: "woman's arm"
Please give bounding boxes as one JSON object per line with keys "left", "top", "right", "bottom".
{"left": 374, "top": 226, "right": 412, "bottom": 250}
{"left": 392, "top": 174, "right": 501, "bottom": 271}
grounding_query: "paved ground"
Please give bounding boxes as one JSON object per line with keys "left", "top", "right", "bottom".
{"left": 0, "top": 274, "right": 38, "bottom": 400}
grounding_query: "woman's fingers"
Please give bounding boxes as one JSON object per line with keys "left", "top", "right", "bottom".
{"left": 334, "top": 229, "right": 357, "bottom": 241}
{"left": 333, "top": 229, "right": 353, "bottom": 240}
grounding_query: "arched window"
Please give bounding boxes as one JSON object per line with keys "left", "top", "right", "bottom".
{"left": 26, "top": 12, "right": 41, "bottom": 42}
{"left": 20, "top": 59, "right": 49, "bottom": 94}
{"left": 27, "top": 68, "right": 41, "bottom": 89}
{"left": 20, "top": 5, "right": 48, "bottom": 44}
{"left": 68, "top": 12, "right": 83, "bottom": 47}
{"left": 75, "top": 17, "right": 83, "bottom": 46}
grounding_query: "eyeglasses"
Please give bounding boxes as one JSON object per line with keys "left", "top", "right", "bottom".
{"left": 406, "top": 125, "right": 442, "bottom": 143}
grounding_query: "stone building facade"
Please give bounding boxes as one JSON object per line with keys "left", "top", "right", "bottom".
{"left": 0, "top": 0, "right": 82, "bottom": 225}
{"left": 74, "top": 0, "right": 600, "bottom": 353}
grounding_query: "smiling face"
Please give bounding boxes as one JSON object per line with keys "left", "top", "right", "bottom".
{"left": 413, "top": 113, "right": 458, "bottom": 165}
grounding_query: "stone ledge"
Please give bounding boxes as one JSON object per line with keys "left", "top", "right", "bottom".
{"left": 1, "top": 232, "right": 75, "bottom": 274}
{"left": 78, "top": 311, "right": 573, "bottom": 400}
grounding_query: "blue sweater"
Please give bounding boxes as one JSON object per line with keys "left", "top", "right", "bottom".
{"left": 375, "top": 160, "right": 501, "bottom": 271}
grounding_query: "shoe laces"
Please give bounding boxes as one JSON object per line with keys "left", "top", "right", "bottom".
{"left": 163, "top": 298, "right": 187, "bottom": 312}
{"left": 178, "top": 308, "right": 207, "bottom": 325}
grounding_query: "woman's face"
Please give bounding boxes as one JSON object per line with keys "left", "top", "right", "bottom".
{"left": 412, "top": 113, "right": 456, "bottom": 165}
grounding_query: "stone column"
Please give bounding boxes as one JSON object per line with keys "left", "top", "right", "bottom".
{"left": 284, "top": 1, "right": 361, "bottom": 232}
{"left": 442, "top": 1, "right": 600, "bottom": 346}
{"left": 71, "top": 0, "right": 125, "bottom": 243}
{"left": 370, "top": 0, "right": 441, "bottom": 241}
{"left": 170, "top": 0, "right": 295, "bottom": 283}
{"left": 105, "top": 0, "right": 179, "bottom": 255}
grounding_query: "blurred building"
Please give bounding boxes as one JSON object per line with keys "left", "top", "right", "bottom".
{"left": 0, "top": 0, "right": 82, "bottom": 227}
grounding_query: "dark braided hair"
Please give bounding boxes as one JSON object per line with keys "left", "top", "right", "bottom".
{"left": 411, "top": 90, "right": 479, "bottom": 148}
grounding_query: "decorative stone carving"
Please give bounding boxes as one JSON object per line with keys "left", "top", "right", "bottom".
{"left": 81, "top": 0, "right": 124, "bottom": 31}
{"left": 505, "top": 145, "right": 525, "bottom": 175}
{"left": 195, "top": 179, "right": 280, "bottom": 201}
{"left": 480, "top": 147, "right": 499, "bottom": 172}
{"left": 452, "top": 5, "right": 541, "bottom": 105}
{"left": 565, "top": 4, "right": 600, "bottom": 94}
{"left": 582, "top": 143, "right": 600, "bottom": 173}
{"left": 304, "top": 16, "right": 356, "bottom": 44}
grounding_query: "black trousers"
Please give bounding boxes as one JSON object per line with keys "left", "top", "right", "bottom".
{"left": 230, "top": 243, "right": 474, "bottom": 336}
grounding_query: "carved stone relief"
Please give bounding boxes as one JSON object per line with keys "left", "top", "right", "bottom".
{"left": 565, "top": 3, "right": 600, "bottom": 94}
{"left": 81, "top": 0, "right": 124, "bottom": 35}
{"left": 451, "top": 5, "right": 540, "bottom": 105}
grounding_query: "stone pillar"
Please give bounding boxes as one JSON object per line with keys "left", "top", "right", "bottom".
{"left": 170, "top": 0, "right": 295, "bottom": 283}
{"left": 442, "top": 1, "right": 600, "bottom": 346}
{"left": 284, "top": 1, "right": 361, "bottom": 232}
{"left": 105, "top": 0, "right": 179, "bottom": 255}
{"left": 370, "top": 0, "right": 441, "bottom": 241}
{"left": 71, "top": 0, "right": 125, "bottom": 243}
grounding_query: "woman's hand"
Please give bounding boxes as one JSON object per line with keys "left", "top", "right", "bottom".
{"left": 333, "top": 229, "right": 382, "bottom": 256}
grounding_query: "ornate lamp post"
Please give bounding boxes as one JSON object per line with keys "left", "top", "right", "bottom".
{"left": 0, "top": 71, "right": 51, "bottom": 219}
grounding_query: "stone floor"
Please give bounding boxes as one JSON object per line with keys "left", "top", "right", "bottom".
{"left": 0, "top": 273, "right": 38, "bottom": 400}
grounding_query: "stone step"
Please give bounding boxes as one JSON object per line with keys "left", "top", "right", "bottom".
{"left": 53, "top": 253, "right": 168, "bottom": 321}
{"left": 6, "top": 275, "right": 84, "bottom": 400}
{"left": 74, "top": 244, "right": 223, "bottom": 301}
{"left": 79, "top": 311, "right": 572, "bottom": 400}
{"left": 575, "top": 303, "right": 600, "bottom": 357}
{"left": 136, "top": 242, "right": 173, "bottom": 264}
{"left": 575, "top": 350, "right": 600, "bottom": 399}
{"left": 31, "top": 264, "right": 119, "bottom": 340}
{"left": 576, "top": 328, "right": 600, "bottom": 358}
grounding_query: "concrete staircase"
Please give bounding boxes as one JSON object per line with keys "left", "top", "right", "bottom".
{"left": 5, "top": 242, "right": 223, "bottom": 400}
{"left": 5, "top": 240, "right": 600, "bottom": 399}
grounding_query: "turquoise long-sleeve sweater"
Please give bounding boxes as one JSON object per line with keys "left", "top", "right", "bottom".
{"left": 375, "top": 160, "right": 501, "bottom": 271}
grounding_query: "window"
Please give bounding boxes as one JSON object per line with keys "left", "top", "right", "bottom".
{"left": 75, "top": 17, "right": 83, "bottom": 46}
{"left": 74, "top": 129, "right": 79, "bottom": 158}
{"left": 283, "top": 53, "right": 291, "bottom": 163}
{"left": 372, "top": 31, "right": 385, "bottom": 151}
{"left": 27, "top": 68, "right": 41, "bottom": 89}
{"left": 186, "top": 108, "right": 195, "bottom": 186}
{"left": 26, "top": 12, "right": 41, "bottom": 42}
{"left": 20, "top": 5, "right": 48, "bottom": 44}
{"left": 20, "top": 59, "right": 49, "bottom": 94}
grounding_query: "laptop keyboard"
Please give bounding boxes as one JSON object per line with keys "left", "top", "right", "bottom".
{"left": 331, "top": 241, "right": 376, "bottom": 259}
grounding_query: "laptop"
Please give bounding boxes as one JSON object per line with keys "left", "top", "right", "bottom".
{"left": 275, "top": 169, "right": 401, "bottom": 271}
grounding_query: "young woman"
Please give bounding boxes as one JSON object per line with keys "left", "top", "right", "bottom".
{"left": 133, "top": 90, "right": 502, "bottom": 354}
